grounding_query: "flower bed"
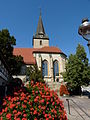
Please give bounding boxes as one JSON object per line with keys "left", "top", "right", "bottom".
{"left": 0, "top": 80, "right": 67, "bottom": 120}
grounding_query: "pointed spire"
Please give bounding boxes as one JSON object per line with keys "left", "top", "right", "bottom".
{"left": 40, "top": 8, "right": 41, "bottom": 16}
{"left": 36, "top": 9, "right": 45, "bottom": 35}
{"left": 33, "top": 10, "right": 49, "bottom": 40}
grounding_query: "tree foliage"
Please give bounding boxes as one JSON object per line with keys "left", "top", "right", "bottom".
{"left": 62, "top": 44, "right": 90, "bottom": 95}
{"left": 26, "top": 64, "right": 44, "bottom": 83}
{"left": 0, "top": 29, "right": 23, "bottom": 75}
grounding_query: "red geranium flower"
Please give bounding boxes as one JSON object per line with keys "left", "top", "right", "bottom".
{"left": 23, "top": 114, "right": 27, "bottom": 117}
{"left": 13, "top": 110, "right": 17, "bottom": 114}
{"left": 24, "top": 100, "right": 27, "bottom": 103}
{"left": 0, "top": 116, "right": 3, "bottom": 120}
{"left": 52, "top": 102, "right": 55, "bottom": 106}
{"left": 9, "top": 103, "right": 15, "bottom": 109}
{"left": 33, "top": 110, "right": 37, "bottom": 115}
{"left": 2, "top": 101, "right": 7, "bottom": 106}
{"left": 8, "top": 96, "right": 11, "bottom": 101}
{"left": 34, "top": 98, "right": 38, "bottom": 102}
{"left": 40, "top": 99, "right": 44, "bottom": 103}
{"left": 4, "top": 107, "right": 8, "bottom": 112}
{"left": 6, "top": 113, "right": 12, "bottom": 119}
{"left": 44, "top": 114, "right": 47, "bottom": 118}
{"left": 22, "top": 104, "right": 27, "bottom": 109}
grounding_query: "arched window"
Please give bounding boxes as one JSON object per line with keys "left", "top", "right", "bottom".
{"left": 53, "top": 60, "right": 59, "bottom": 76}
{"left": 42, "top": 60, "right": 48, "bottom": 77}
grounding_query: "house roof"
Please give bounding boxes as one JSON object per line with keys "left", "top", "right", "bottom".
{"left": 33, "top": 46, "right": 65, "bottom": 54}
{"left": 13, "top": 48, "right": 36, "bottom": 64}
{"left": 13, "top": 46, "right": 66, "bottom": 64}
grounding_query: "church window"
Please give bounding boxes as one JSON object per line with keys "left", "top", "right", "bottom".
{"left": 40, "top": 40, "right": 42, "bottom": 45}
{"left": 42, "top": 60, "right": 48, "bottom": 77}
{"left": 53, "top": 60, "right": 59, "bottom": 76}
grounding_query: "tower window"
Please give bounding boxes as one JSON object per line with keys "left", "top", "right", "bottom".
{"left": 40, "top": 40, "right": 42, "bottom": 45}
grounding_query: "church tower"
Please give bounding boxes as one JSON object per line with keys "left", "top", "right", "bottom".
{"left": 33, "top": 12, "right": 49, "bottom": 48}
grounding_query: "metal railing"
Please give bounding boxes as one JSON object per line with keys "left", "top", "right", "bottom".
{"left": 66, "top": 98, "right": 90, "bottom": 120}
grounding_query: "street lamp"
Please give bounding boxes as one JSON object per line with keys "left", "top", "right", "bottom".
{"left": 78, "top": 18, "right": 90, "bottom": 55}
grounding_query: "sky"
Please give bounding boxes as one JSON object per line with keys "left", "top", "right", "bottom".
{"left": 0, "top": 0, "right": 90, "bottom": 60}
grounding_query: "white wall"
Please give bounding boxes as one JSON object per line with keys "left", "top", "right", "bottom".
{"left": 34, "top": 53, "right": 66, "bottom": 82}
{"left": 13, "top": 75, "right": 26, "bottom": 83}
{"left": 33, "top": 39, "right": 49, "bottom": 48}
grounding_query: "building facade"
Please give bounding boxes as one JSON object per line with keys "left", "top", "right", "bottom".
{"left": 0, "top": 51, "right": 10, "bottom": 96}
{"left": 13, "top": 13, "right": 67, "bottom": 82}
{"left": 0, "top": 51, "right": 10, "bottom": 86}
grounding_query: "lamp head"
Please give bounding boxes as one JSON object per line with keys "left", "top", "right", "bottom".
{"left": 82, "top": 18, "right": 89, "bottom": 23}
{"left": 78, "top": 18, "right": 90, "bottom": 41}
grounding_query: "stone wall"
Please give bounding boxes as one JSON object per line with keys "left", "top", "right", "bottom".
{"left": 33, "top": 39, "right": 49, "bottom": 48}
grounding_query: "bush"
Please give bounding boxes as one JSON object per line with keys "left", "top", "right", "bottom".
{"left": 26, "top": 64, "right": 44, "bottom": 83}
{"left": 7, "top": 78, "right": 24, "bottom": 96}
{"left": 0, "top": 80, "right": 67, "bottom": 120}
{"left": 60, "top": 84, "right": 69, "bottom": 96}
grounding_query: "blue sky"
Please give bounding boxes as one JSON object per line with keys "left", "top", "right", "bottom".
{"left": 0, "top": 0, "right": 90, "bottom": 60}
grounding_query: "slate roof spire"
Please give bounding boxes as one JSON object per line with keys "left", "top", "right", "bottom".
{"left": 33, "top": 10, "right": 49, "bottom": 39}
{"left": 36, "top": 10, "right": 45, "bottom": 35}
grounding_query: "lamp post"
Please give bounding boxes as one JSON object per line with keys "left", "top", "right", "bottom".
{"left": 78, "top": 18, "right": 90, "bottom": 57}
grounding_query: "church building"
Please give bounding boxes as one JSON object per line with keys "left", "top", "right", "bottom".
{"left": 13, "top": 13, "right": 67, "bottom": 82}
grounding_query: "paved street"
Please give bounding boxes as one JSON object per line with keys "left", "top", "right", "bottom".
{"left": 60, "top": 96, "right": 90, "bottom": 120}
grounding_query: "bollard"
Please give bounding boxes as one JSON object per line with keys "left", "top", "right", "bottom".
{"left": 66, "top": 99, "right": 70, "bottom": 114}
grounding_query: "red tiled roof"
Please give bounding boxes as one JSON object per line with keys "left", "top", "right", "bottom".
{"left": 13, "top": 47, "right": 66, "bottom": 64}
{"left": 13, "top": 48, "right": 36, "bottom": 64}
{"left": 33, "top": 46, "right": 64, "bottom": 54}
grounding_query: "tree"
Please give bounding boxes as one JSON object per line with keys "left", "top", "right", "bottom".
{"left": 62, "top": 44, "right": 90, "bottom": 95}
{"left": 10, "top": 55, "right": 24, "bottom": 75}
{"left": 26, "top": 64, "right": 44, "bottom": 83}
{"left": 0, "top": 29, "right": 23, "bottom": 74}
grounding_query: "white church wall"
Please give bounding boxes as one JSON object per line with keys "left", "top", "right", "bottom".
{"left": 52, "top": 54, "right": 66, "bottom": 82}
{"left": 34, "top": 53, "right": 66, "bottom": 82}
{"left": 13, "top": 53, "right": 66, "bottom": 83}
